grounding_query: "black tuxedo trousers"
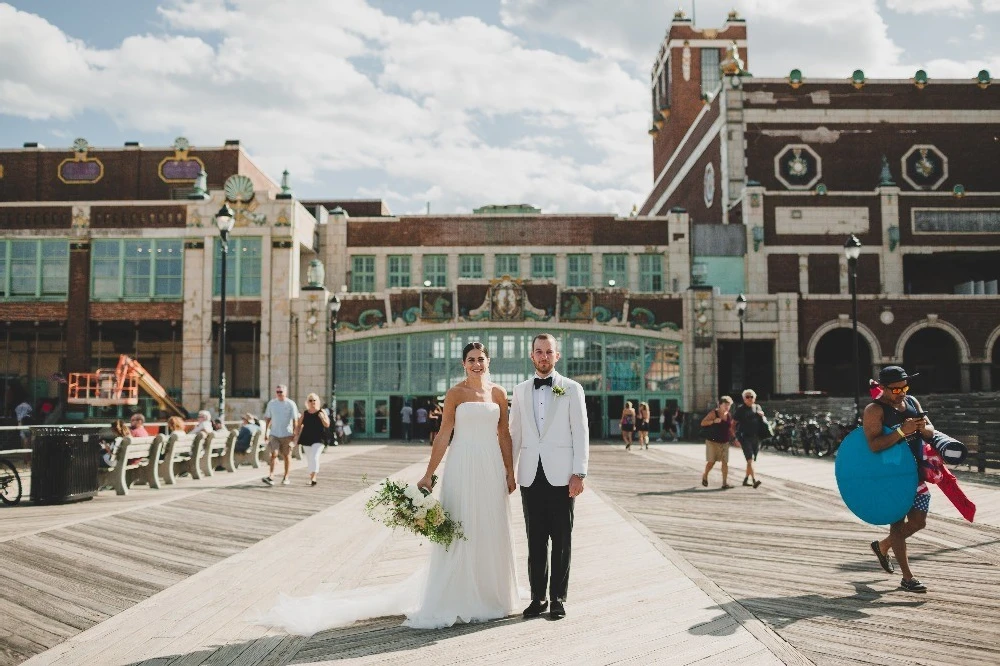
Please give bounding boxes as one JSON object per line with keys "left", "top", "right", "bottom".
{"left": 520, "top": 460, "right": 575, "bottom": 602}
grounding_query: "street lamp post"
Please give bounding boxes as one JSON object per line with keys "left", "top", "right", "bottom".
{"left": 215, "top": 204, "right": 235, "bottom": 421}
{"left": 328, "top": 294, "right": 342, "bottom": 439}
{"left": 844, "top": 234, "right": 862, "bottom": 424}
{"left": 736, "top": 293, "right": 747, "bottom": 392}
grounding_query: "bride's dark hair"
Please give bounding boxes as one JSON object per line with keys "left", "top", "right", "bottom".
{"left": 462, "top": 341, "right": 489, "bottom": 360}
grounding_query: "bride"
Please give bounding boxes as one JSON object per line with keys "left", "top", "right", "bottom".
{"left": 260, "top": 341, "right": 520, "bottom": 633}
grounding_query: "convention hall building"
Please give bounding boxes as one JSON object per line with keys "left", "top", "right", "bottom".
{"left": 0, "top": 11, "right": 997, "bottom": 438}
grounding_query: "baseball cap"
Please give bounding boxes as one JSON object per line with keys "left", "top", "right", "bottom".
{"left": 878, "top": 365, "right": 918, "bottom": 385}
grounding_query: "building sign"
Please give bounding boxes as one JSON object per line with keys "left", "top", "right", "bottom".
{"left": 159, "top": 138, "right": 205, "bottom": 183}
{"left": 58, "top": 138, "right": 104, "bottom": 185}
{"left": 912, "top": 209, "right": 1000, "bottom": 233}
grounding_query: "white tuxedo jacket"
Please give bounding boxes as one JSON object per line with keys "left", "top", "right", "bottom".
{"left": 510, "top": 370, "right": 590, "bottom": 487}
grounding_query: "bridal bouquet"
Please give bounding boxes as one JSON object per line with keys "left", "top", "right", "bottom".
{"left": 364, "top": 475, "right": 465, "bottom": 549}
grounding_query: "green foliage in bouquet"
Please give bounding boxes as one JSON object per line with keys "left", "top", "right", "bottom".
{"left": 364, "top": 474, "right": 466, "bottom": 549}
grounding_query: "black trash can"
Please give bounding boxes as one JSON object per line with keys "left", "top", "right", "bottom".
{"left": 30, "top": 427, "right": 102, "bottom": 504}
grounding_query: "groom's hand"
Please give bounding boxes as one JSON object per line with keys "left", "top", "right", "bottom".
{"left": 568, "top": 475, "right": 585, "bottom": 498}
{"left": 506, "top": 471, "right": 516, "bottom": 494}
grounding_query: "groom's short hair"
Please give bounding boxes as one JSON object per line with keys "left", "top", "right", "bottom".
{"left": 531, "top": 333, "right": 559, "bottom": 351}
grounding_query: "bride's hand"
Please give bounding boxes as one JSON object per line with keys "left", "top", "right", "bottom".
{"left": 417, "top": 474, "right": 434, "bottom": 493}
{"left": 506, "top": 470, "right": 516, "bottom": 494}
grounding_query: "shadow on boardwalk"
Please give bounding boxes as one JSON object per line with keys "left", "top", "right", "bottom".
{"left": 690, "top": 581, "right": 926, "bottom": 637}
{"left": 125, "top": 616, "right": 520, "bottom": 666}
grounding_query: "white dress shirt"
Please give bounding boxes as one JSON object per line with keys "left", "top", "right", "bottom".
{"left": 532, "top": 373, "right": 553, "bottom": 434}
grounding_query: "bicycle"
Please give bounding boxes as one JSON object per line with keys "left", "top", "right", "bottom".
{"left": 0, "top": 456, "right": 22, "bottom": 505}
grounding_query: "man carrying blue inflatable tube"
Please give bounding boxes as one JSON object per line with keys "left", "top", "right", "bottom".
{"left": 862, "top": 366, "right": 932, "bottom": 593}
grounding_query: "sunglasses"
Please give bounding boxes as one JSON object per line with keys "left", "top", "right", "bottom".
{"left": 883, "top": 385, "right": 909, "bottom": 395}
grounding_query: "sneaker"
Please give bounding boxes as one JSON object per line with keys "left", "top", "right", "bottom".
{"left": 262, "top": 477, "right": 274, "bottom": 486}
{"left": 742, "top": 477, "right": 750, "bottom": 487}
{"left": 310, "top": 479, "right": 318, "bottom": 486}
{"left": 900, "top": 578, "right": 927, "bottom": 593}
{"left": 281, "top": 478, "right": 290, "bottom": 485}
{"left": 752, "top": 480, "right": 762, "bottom": 489}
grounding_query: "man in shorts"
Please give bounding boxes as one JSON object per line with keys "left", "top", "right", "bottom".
{"left": 864, "top": 365, "right": 932, "bottom": 593}
{"left": 263, "top": 384, "right": 299, "bottom": 486}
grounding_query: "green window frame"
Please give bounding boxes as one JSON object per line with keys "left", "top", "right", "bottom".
{"left": 423, "top": 254, "right": 447, "bottom": 287}
{"left": 213, "top": 237, "right": 262, "bottom": 297}
{"left": 639, "top": 253, "right": 663, "bottom": 292}
{"left": 530, "top": 254, "right": 555, "bottom": 279}
{"left": 459, "top": 254, "right": 483, "bottom": 279}
{"left": 495, "top": 254, "right": 520, "bottom": 278}
{"left": 351, "top": 255, "right": 376, "bottom": 292}
{"left": 0, "top": 239, "right": 69, "bottom": 300}
{"left": 567, "top": 254, "right": 591, "bottom": 287}
{"left": 603, "top": 253, "right": 627, "bottom": 287}
{"left": 95, "top": 240, "right": 181, "bottom": 300}
{"left": 387, "top": 255, "right": 411, "bottom": 288}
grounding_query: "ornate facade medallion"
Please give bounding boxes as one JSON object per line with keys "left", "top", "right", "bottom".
{"left": 703, "top": 163, "right": 716, "bottom": 208}
{"left": 774, "top": 144, "right": 821, "bottom": 190}
{"left": 901, "top": 144, "right": 947, "bottom": 191}
{"left": 158, "top": 136, "right": 205, "bottom": 183}
{"left": 420, "top": 290, "right": 454, "bottom": 322}
{"left": 466, "top": 277, "right": 548, "bottom": 322}
{"left": 58, "top": 138, "right": 104, "bottom": 185}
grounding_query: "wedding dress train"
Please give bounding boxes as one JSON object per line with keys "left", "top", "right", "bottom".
{"left": 260, "top": 401, "right": 520, "bottom": 634}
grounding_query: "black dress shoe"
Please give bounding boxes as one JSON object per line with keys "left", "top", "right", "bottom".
{"left": 522, "top": 600, "right": 548, "bottom": 618}
{"left": 549, "top": 600, "right": 565, "bottom": 619}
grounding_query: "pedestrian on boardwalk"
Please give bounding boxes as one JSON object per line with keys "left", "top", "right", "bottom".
{"left": 864, "top": 366, "right": 933, "bottom": 593}
{"left": 732, "top": 389, "right": 765, "bottom": 488}
{"left": 700, "top": 396, "right": 734, "bottom": 489}
{"left": 672, "top": 407, "right": 684, "bottom": 441}
{"left": 620, "top": 401, "right": 636, "bottom": 450}
{"left": 415, "top": 403, "right": 429, "bottom": 442}
{"left": 636, "top": 402, "right": 651, "bottom": 450}
{"left": 400, "top": 401, "right": 413, "bottom": 441}
{"left": 263, "top": 384, "right": 300, "bottom": 486}
{"left": 294, "top": 393, "right": 330, "bottom": 486}
{"left": 427, "top": 401, "right": 442, "bottom": 445}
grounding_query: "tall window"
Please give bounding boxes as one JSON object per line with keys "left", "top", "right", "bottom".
{"left": 701, "top": 48, "right": 721, "bottom": 98}
{"left": 459, "top": 254, "right": 483, "bottom": 279}
{"left": 214, "top": 237, "right": 262, "bottom": 297}
{"left": 639, "top": 253, "right": 664, "bottom": 292}
{"left": 351, "top": 255, "right": 376, "bottom": 292}
{"left": 0, "top": 239, "right": 70, "bottom": 299}
{"left": 387, "top": 255, "right": 411, "bottom": 288}
{"left": 603, "top": 253, "right": 627, "bottom": 287}
{"left": 495, "top": 254, "right": 520, "bottom": 278}
{"left": 423, "top": 254, "right": 447, "bottom": 287}
{"left": 531, "top": 254, "right": 555, "bottom": 279}
{"left": 95, "top": 239, "right": 184, "bottom": 299}
{"left": 567, "top": 254, "right": 592, "bottom": 287}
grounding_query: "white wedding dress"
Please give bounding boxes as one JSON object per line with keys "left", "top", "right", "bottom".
{"left": 260, "top": 401, "right": 520, "bottom": 634}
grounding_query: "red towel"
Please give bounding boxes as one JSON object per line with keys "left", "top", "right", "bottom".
{"left": 922, "top": 442, "right": 976, "bottom": 522}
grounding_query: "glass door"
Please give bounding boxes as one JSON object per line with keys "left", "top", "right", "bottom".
{"left": 374, "top": 398, "right": 389, "bottom": 437}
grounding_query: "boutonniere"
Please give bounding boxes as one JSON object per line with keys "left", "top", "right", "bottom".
{"left": 551, "top": 385, "right": 566, "bottom": 397}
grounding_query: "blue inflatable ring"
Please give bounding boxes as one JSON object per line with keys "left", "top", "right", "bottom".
{"left": 835, "top": 427, "right": 917, "bottom": 526}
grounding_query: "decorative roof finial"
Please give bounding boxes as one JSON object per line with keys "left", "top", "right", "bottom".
{"left": 878, "top": 155, "right": 896, "bottom": 187}
{"left": 277, "top": 169, "right": 293, "bottom": 199}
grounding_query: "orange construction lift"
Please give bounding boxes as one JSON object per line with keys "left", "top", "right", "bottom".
{"left": 67, "top": 355, "right": 187, "bottom": 417}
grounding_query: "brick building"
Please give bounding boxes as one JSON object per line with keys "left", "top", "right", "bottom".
{"left": 1, "top": 11, "right": 997, "bottom": 437}
{"left": 641, "top": 9, "right": 1000, "bottom": 407}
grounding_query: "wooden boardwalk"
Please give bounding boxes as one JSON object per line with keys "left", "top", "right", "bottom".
{"left": 1, "top": 441, "right": 998, "bottom": 664}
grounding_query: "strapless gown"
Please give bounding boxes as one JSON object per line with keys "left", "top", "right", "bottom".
{"left": 260, "top": 401, "right": 520, "bottom": 633}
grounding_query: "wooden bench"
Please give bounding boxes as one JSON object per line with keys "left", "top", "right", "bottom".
{"left": 200, "top": 430, "right": 238, "bottom": 477}
{"left": 158, "top": 431, "right": 208, "bottom": 485}
{"left": 233, "top": 429, "right": 263, "bottom": 469}
{"left": 98, "top": 434, "right": 164, "bottom": 496}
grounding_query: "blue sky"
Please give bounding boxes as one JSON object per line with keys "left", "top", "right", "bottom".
{"left": 1, "top": 0, "right": 997, "bottom": 215}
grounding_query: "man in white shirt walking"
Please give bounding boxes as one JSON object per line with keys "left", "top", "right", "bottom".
{"left": 263, "top": 384, "right": 299, "bottom": 486}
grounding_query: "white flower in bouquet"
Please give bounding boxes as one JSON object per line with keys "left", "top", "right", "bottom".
{"left": 414, "top": 506, "right": 428, "bottom": 520}
{"left": 403, "top": 484, "right": 422, "bottom": 502}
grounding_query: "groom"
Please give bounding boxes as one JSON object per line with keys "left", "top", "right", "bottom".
{"left": 510, "top": 333, "right": 590, "bottom": 620}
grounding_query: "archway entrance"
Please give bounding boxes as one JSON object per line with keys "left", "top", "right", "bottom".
{"left": 814, "top": 328, "right": 873, "bottom": 397}
{"left": 993, "top": 335, "right": 1000, "bottom": 391}
{"left": 903, "top": 328, "right": 961, "bottom": 394}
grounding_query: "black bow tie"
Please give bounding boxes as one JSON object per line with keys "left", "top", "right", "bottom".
{"left": 534, "top": 377, "right": 553, "bottom": 389}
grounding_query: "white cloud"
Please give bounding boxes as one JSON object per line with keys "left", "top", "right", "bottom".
{"left": 886, "top": 0, "right": 973, "bottom": 13}
{"left": 971, "top": 24, "right": 987, "bottom": 40}
{"left": 984, "top": 0, "right": 1000, "bottom": 11}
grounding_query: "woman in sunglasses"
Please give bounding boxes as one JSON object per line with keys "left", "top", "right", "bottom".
{"left": 862, "top": 365, "right": 934, "bottom": 593}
